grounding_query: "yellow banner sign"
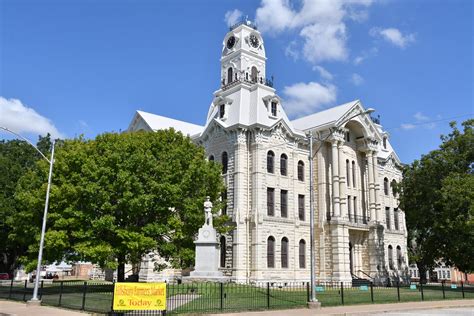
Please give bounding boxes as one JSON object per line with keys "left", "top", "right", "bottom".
{"left": 113, "top": 282, "right": 166, "bottom": 310}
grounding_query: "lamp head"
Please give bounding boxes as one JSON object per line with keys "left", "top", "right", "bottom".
{"left": 364, "top": 108, "right": 375, "bottom": 114}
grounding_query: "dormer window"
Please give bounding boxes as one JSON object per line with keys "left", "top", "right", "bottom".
{"left": 271, "top": 101, "right": 277, "bottom": 117}
{"left": 219, "top": 104, "right": 225, "bottom": 119}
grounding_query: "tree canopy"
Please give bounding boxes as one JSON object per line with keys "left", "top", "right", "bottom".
{"left": 14, "top": 130, "right": 227, "bottom": 281}
{"left": 0, "top": 135, "right": 52, "bottom": 275}
{"left": 399, "top": 119, "right": 474, "bottom": 278}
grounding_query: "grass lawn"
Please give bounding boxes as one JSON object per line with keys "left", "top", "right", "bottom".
{"left": 1, "top": 281, "right": 473, "bottom": 314}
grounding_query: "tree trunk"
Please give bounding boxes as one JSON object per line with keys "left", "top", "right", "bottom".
{"left": 117, "top": 255, "right": 126, "bottom": 282}
{"left": 417, "top": 262, "right": 427, "bottom": 284}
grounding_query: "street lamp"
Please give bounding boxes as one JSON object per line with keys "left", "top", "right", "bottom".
{"left": 0, "top": 127, "right": 55, "bottom": 305}
{"left": 308, "top": 107, "right": 375, "bottom": 306}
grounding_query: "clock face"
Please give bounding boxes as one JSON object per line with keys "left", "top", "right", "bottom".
{"left": 250, "top": 34, "right": 259, "bottom": 48}
{"left": 226, "top": 36, "right": 236, "bottom": 49}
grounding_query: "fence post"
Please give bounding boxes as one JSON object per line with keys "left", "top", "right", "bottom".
{"left": 220, "top": 282, "right": 224, "bottom": 310}
{"left": 397, "top": 280, "right": 400, "bottom": 301}
{"left": 442, "top": 280, "right": 445, "bottom": 299}
{"left": 110, "top": 281, "right": 115, "bottom": 312}
{"left": 340, "top": 282, "right": 344, "bottom": 305}
{"left": 8, "top": 278, "right": 13, "bottom": 299}
{"left": 370, "top": 282, "right": 374, "bottom": 303}
{"left": 266, "top": 282, "right": 270, "bottom": 309}
{"left": 461, "top": 281, "right": 465, "bottom": 299}
{"left": 59, "top": 281, "right": 63, "bottom": 306}
{"left": 306, "top": 282, "right": 310, "bottom": 302}
{"left": 39, "top": 280, "right": 44, "bottom": 300}
{"left": 81, "top": 281, "right": 87, "bottom": 310}
{"left": 420, "top": 282, "right": 424, "bottom": 301}
{"left": 22, "top": 279, "right": 27, "bottom": 301}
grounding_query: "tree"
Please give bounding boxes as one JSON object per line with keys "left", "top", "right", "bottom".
{"left": 0, "top": 135, "right": 52, "bottom": 275}
{"left": 16, "top": 130, "right": 228, "bottom": 281}
{"left": 399, "top": 119, "right": 474, "bottom": 281}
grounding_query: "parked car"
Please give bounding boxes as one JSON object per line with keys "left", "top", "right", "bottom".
{"left": 0, "top": 273, "right": 10, "bottom": 280}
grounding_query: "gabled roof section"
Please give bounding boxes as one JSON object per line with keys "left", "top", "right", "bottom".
{"left": 128, "top": 110, "right": 203, "bottom": 137}
{"left": 291, "top": 100, "right": 359, "bottom": 132}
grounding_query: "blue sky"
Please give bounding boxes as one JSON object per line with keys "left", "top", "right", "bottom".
{"left": 0, "top": 0, "right": 472, "bottom": 162}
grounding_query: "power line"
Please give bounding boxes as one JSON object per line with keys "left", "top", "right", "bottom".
{"left": 384, "top": 113, "right": 473, "bottom": 131}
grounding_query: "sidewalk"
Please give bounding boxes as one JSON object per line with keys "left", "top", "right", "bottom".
{"left": 211, "top": 299, "right": 474, "bottom": 316}
{"left": 0, "top": 300, "right": 89, "bottom": 316}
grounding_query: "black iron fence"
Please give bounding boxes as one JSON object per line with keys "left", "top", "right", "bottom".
{"left": 0, "top": 279, "right": 472, "bottom": 315}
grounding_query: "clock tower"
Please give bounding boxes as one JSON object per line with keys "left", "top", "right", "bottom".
{"left": 221, "top": 20, "right": 267, "bottom": 88}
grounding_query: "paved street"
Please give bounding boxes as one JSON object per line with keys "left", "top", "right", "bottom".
{"left": 1, "top": 299, "right": 473, "bottom": 316}
{"left": 372, "top": 307, "right": 474, "bottom": 315}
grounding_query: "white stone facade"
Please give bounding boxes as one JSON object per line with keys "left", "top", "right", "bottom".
{"left": 128, "top": 21, "right": 408, "bottom": 285}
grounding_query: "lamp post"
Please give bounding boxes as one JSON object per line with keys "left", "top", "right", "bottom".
{"left": 307, "top": 108, "right": 374, "bottom": 305}
{"left": 0, "top": 127, "right": 55, "bottom": 305}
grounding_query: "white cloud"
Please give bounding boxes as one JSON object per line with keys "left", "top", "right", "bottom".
{"left": 0, "top": 96, "right": 64, "bottom": 139}
{"left": 353, "top": 47, "right": 378, "bottom": 65}
{"left": 370, "top": 27, "right": 416, "bottom": 48}
{"left": 282, "top": 81, "right": 337, "bottom": 117}
{"left": 414, "top": 111, "right": 429, "bottom": 122}
{"left": 285, "top": 41, "right": 300, "bottom": 61}
{"left": 255, "top": 0, "right": 374, "bottom": 63}
{"left": 313, "top": 65, "right": 334, "bottom": 81}
{"left": 224, "top": 9, "right": 243, "bottom": 27}
{"left": 351, "top": 73, "right": 364, "bottom": 86}
{"left": 400, "top": 112, "right": 436, "bottom": 131}
{"left": 400, "top": 123, "right": 416, "bottom": 130}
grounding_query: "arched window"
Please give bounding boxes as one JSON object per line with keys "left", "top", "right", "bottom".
{"left": 352, "top": 161, "right": 356, "bottom": 188}
{"left": 222, "top": 152, "right": 228, "bottom": 174}
{"left": 346, "top": 159, "right": 350, "bottom": 187}
{"left": 391, "top": 180, "right": 397, "bottom": 197}
{"left": 251, "top": 66, "right": 258, "bottom": 83}
{"left": 267, "top": 236, "right": 275, "bottom": 268}
{"left": 280, "top": 154, "right": 288, "bottom": 176}
{"left": 388, "top": 245, "right": 394, "bottom": 270}
{"left": 281, "top": 237, "right": 289, "bottom": 268}
{"left": 220, "top": 236, "right": 226, "bottom": 268}
{"left": 384, "top": 177, "right": 389, "bottom": 195}
{"left": 267, "top": 151, "right": 275, "bottom": 173}
{"left": 383, "top": 137, "right": 387, "bottom": 149}
{"left": 299, "top": 239, "right": 306, "bottom": 268}
{"left": 396, "top": 245, "right": 402, "bottom": 269}
{"left": 297, "top": 161, "right": 304, "bottom": 181}
{"left": 209, "top": 155, "right": 214, "bottom": 161}
{"left": 227, "top": 67, "right": 233, "bottom": 84}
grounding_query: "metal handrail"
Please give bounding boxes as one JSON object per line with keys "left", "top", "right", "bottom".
{"left": 357, "top": 270, "right": 374, "bottom": 280}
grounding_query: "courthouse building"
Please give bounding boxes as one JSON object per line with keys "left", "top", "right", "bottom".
{"left": 128, "top": 21, "right": 408, "bottom": 285}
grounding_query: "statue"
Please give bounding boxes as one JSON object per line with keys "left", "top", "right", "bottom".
{"left": 204, "top": 196, "right": 213, "bottom": 227}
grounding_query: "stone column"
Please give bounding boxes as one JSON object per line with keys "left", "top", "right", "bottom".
{"left": 331, "top": 141, "right": 340, "bottom": 217}
{"left": 338, "top": 142, "right": 347, "bottom": 219}
{"left": 372, "top": 153, "right": 380, "bottom": 223}
{"left": 232, "top": 130, "right": 248, "bottom": 281}
{"left": 367, "top": 151, "right": 376, "bottom": 222}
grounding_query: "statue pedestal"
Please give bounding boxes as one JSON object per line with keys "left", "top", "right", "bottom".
{"left": 188, "top": 225, "right": 227, "bottom": 281}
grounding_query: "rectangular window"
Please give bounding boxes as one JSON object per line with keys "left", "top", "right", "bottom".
{"left": 353, "top": 196, "right": 357, "bottom": 223}
{"left": 347, "top": 195, "right": 352, "bottom": 221}
{"left": 271, "top": 101, "right": 277, "bottom": 116}
{"left": 394, "top": 208, "right": 399, "bottom": 230}
{"left": 298, "top": 194, "right": 305, "bottom": 221}
{"left": 280, "top": 190, "right": 288, "bottom": 218}
{"left": 221, "top": 190, "right": 227, "bottom": 215}
{"left": 386, "top": 207, "right": 391, "bottom": 230}
{"left": 219, "top": 104, "right": 225, "bottom": 119}
{"left": 267, "top": 188, "right": 275, "bottom": 216}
